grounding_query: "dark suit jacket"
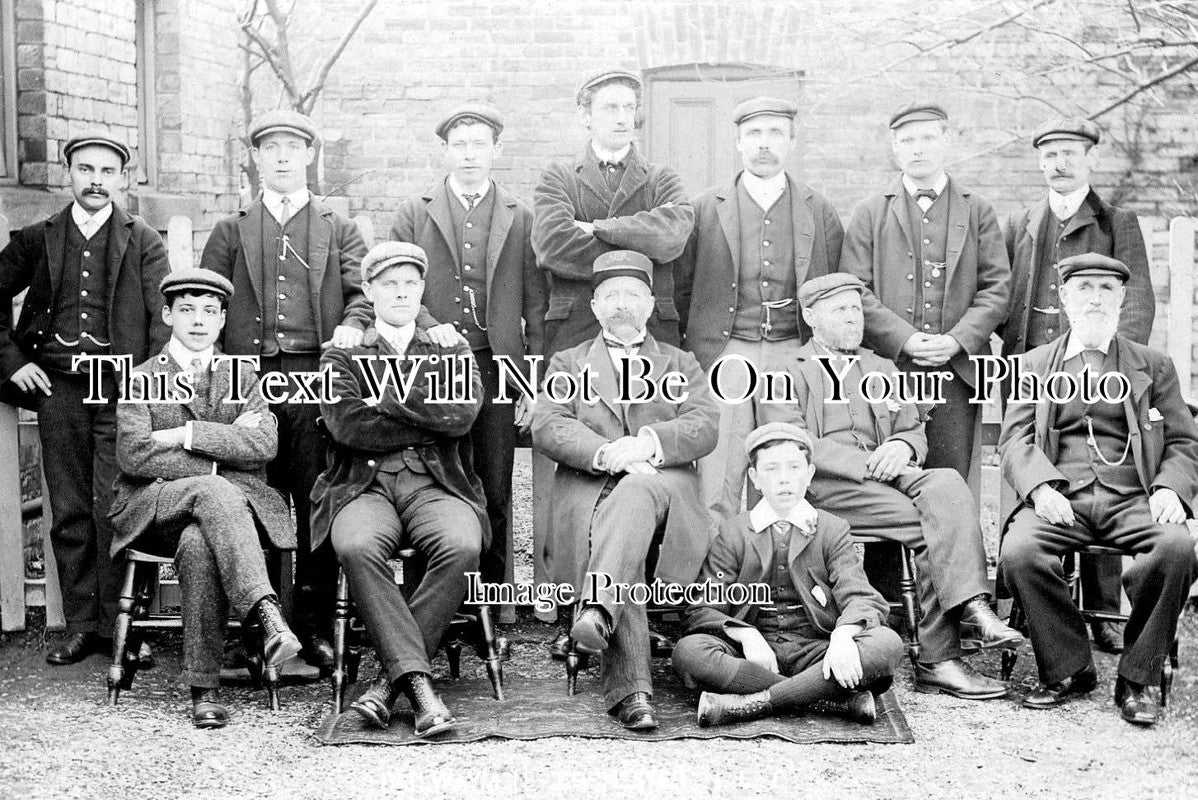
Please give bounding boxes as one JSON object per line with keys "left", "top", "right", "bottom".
{"left": 787, "top": 341, "right": 928, "bottom": 482}
{"left": 531, "top": 143, "right": 694, "bottom": 355}
{"left": 675, "top": 174, "right": 844, "bottom": 369}
{"left": 311, "top": 326, "right": 488, "bottom": 552}
{"left": 389, "top": 179, "right": 548, "bottom": 367}
{"left": 531, "top": 332, "right": 719, "bottom": 591}
{"left": 683, "top": 510, "right": 889, "bottom": 638}
{"left": 0, "top": 203, "right": 170, "bottom": 408}
{"left": 199, "top": 196, "right": 370, "bottom": 355}
{"left": 1002, "top": 190, "right": 1154, "bottom": 356}
{"left": 109, "top": 345, "right": 294, "bottom": 556}
{"left": 840, "top": 175, "right": 1011, "bottom": 386}
{"left": 998, "top": 334, "right": 1198, "bottom": 533}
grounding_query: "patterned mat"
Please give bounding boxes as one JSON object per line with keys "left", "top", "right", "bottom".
{"left": 313, "top": 670, "right": 914, "bottom": 746}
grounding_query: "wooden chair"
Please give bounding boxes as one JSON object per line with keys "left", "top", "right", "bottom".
{"left": 330, "top": 549, "right": 509, "bottom": 712}
{"left": 107, "top": 549, "right": 287, "bottom": 709}
{"left": 1000, "top": 544, "right": 1180, "bottom": 705}
{"left": 852, "top": 532, "right": 922, "bottom": 668}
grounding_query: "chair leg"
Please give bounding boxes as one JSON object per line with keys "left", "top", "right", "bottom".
{"left": 565, "top": 606, "right": 582, "bottom": 696}
{"left": 899, "top": 546, "right": 921, "bottom": 668}
{"left": 242, "top": 619, "right": 264, "bottom": 689}
{"left": 446, "top": 640, "right": 462, "bottom": 679}
{"left": 477, "top": 604, "right": 505, "bottom": 701}
{"left": 107, "top": 561, "right": 139, "bottom": 706}
{"left": 263, "top": 664, "right": 281, "bottom": 711}
{"left": 1162, "top": 633, "right": 1179, "bottom": 707}
{"left": 1001, "top": 602, "right": 1025, "bottom": 682}
{"left": 331, "top": 570, "right": 351, "bottom": 713}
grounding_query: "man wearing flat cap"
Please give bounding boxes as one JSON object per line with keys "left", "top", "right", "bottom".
{"left": 0, "top": 131, "right": 170, "bottom": 664}
{"left": 312, "top": 241, "right": 487, "bottom": 738}
{"left": 999, "top": 254, "right": 1198, "bottom": 727}
{"left": 676, "top": 95, "right": 844, "bottom": 532}
{"left": 673, "top": 422, "right": 904, "bottom": 728}
{"left": 783, "top": 273, "right": 1022, "bottom": 699}
{"left": 533, "top": 250, "right": 718, "bottom": 730}
{"left": 389, "top": 104, "right": 546, "bottom": 603}
{"left": 109, "top": 267, "right": 299, "bottom": 728}
{"left": 1001, "top": 117, "right": 1156, "bottom": 655}
{"left": 841, "top": 100, "right": 1010, "bottom": 487}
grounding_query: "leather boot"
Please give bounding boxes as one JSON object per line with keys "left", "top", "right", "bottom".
{"left": 402, "top": 673, "right": 457, "bottom": 738}
{"left": 958, "top": 596, "right": 1024, "bottom": 651}
{"left": 253, "top": 597, "right": 302, "bottom": 670}
{"left": 350, "top": 670, "right": 401, "bottom": 729}
{"left": 696, "top": 689, "right": 773, "bottom": 727}
{"left": 1115, "top": 676, "right": 1161, "bottom": 726}
{"left": 191, "top": 686, "right": 229, "bottom": 729}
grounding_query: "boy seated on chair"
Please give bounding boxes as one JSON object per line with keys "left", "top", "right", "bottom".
{"left": 672, "top": 422, "right": 905, "bottom": 727}
{"left": 109, "top": 267, "right": 299, "bottom": 729}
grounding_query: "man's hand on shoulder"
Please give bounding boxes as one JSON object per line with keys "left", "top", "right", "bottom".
{"left": 424, "top": 323, "right": 467, "bottom": 349}
{"left": 322, "top": 325, "right": 364, "bottom": 350}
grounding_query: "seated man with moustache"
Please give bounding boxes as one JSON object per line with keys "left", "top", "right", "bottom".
{"left": 1000, "top": 253, "right": 1198, "bottom": 727}
{"left": 110, "top": 268, "right": 299, "bottom": 729}
{"left": 312, "top": 242, "right": 487, "bottom": 739}
{"left": 673, "top": 422, "right": 904, "bottom": 727}
{"left": 787, "top": 273, "right": 1022, "bottom": 700}
{"left": 533, "top": 250, "right": 718, "bottom": 731}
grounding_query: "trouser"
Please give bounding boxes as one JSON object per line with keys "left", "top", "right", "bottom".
{"left": 140, "top": 475, "right": 277, "bottom": 688}
{"left": 899, "top": 362, "right": 977, "bottom": 480}
{"left": 1001, "top": 483, "right": 1198, "bottom": 685}
{"left": 532, "top": 449, "right": 556, "bottom": 621}
{"left": 468, "top": 349, "right": 515, "bottom": 588}
{"left": 331, "top": 468, "right": 481, "bottom": 682}
{"left": 672, "top": 626, "right": 903, "bottom": 708}
{"left": 263, "top": 352, "right": 334, "bottom": 638}
{"left": 807, "top": 467, "right": 989, "bottom": 663}
{"left": 698, "top": 337, "right": 801, "bottom": 532}
{"left": 36, "top": 370, "right": 119, "bottom": 635}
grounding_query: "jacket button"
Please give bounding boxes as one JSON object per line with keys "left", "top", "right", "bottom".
{"left": 253, "top": 338, "right": 260, "bottom": 345}
{"left": 721, "top": 330, "right": 729, "bottom": 336}
{"left": 255, "top": 316, "right": 262, "bottom": 323}
{"left": 367, "top": 459, "right": 377, "bottom": 467}
{"left": 155, "top": 478, "right": 163, "bottom": 483}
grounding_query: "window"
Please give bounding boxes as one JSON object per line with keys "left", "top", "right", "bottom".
{"left": 135, "top": 0, "right": 158, "bottom": 185}
{"left": 1, "top": 0, "right": 17, "bottom": 180}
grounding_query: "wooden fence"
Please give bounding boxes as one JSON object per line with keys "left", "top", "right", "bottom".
{"left": 0, "top": 212, "right": 1191, "bottom": 631}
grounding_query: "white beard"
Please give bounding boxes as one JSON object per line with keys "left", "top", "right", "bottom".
{"left": 1068, "top": 308, "right": 1120, "bottom": 349}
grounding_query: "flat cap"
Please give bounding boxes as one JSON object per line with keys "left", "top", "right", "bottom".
{"left": 732, "top": 96, "right": 799, "bottom": 126}
{"left": 249, "top": 109, "right": 319, "bottom": 146}
{"left": 1057, "top": 253, "right": 1129, "bottom": 283}
{"left": 592, "top": 250, "right": 653, "bottom": 289}
{"left": 436, "top": 104, "right": 504, "bottom": 140}
{"left": 889, "top": 101, "right": 948, "bottom": 130}
{"left": 577, "top": 69, "right": 641, "bottom": 104}
{"left": 1032, "top": 116, "right": 1101, "bottom": 149}
{"left": 745, "top": 422, "right": 814, "bottom": 457}
{"left": 798, "top": 273, "right": 866, "bottom": 309}
{"left": 160, "top": 267, "right": 234, "bottom": 300}
{"left": 63, "top": 133, "right": 132, "bottom": 167}
{"left": 361, "top": 241, "right": 428, "bottom": 283}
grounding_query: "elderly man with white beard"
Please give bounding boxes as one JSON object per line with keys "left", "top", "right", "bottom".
{"left": 999, "top": 253, "right": 1198, "bottom": 727}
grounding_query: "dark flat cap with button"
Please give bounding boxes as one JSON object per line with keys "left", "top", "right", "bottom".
{"left": 592, "top": 249, "right": 653, "bottom": 288}
{"left": 1057, "top": 253, "right": 1130, "bottom": 283}
{"left": 63, "top": 132, "right": 132, "bottom": 167}
{"left": 744, "top": 421, "right": 814, "bottom": 456}
{"left": 1032, "top": 116, "right": 1101, "bottom": 149}
{"left": 732, "top": 96, "right": 799, "bottom": 126}
{"left": 576, "top": 69, "right": 642, "bottom": 104}
{"left": 798, "top": 273, "right": 866, "bottom": 309}
{"left": 435, "top": 104, "right": 504, "bottom": 140}
{"left": 249, "top": 109, "right": 319, "bottom": 146}
{"left": 361, "top": 241, "right": 429, "bottom": 282}
{"left": 160, "top": 267, "right": 235, "bottom": 300}
{"left": 889, "top": 101, "right": 948, "bottom": 130}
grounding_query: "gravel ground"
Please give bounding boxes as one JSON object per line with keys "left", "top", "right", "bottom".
{"left": 2, "top": 452, "right": 1196, "bottom": 799}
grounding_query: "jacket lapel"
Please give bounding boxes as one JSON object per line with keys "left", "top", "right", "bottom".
{"left": 795, "top": 343, "right": 827, "bottom": 437}
{"left": 43, "top": 205, "right": 72, "bottom": 299}
{"left": 943, "top": 179, "right": 969, "bottom": 284}
{"left": 1115, "top": 337, "right": 1151, "bottom": 488}
{"left": 581, "top": 335, "right": 622, "bottom": 422}
{"left": 574, "top": 147, "right": 612, "bottom": 211}
{"left": 236, "top": 201, "right": 266, "bottom": 305}
{"left": 715, "top": 181, "right": 741, "bottom": 279}
{"left": 788, "top": 176, "right": 815, "bottom": 287}
{"left": 1060, "top": 195, "right": 1097, "bottom": 239}
{"left": 745, "top": 525, "right": 773, "bottom": 587}
{"left": 425, "top": 183, "right": 460, "bottom": 270}
{"left": 610, "top": 145, "right": 649, "bottom": 215}
{"left": 884, "top": 176, "right": 915, "bottom": 256}
{"left": 485, "top": 186, "right": 515, "bottom": 301}
{"left": 786, "top": 524, "right": 815, "bottom": 572}
{"left": 306, "top": 198, "right": 332, "bottom": 325}
{"left": 1035, "top": 336, "right": 1069, "bottom": 444}
{"left": 105, "top": 204, "right": 134, "bottom": 311}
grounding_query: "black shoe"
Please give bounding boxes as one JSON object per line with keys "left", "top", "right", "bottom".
{"left": 402, "top": 673, "right": 457, "bottom": 738}
{"left": 1022, "top": 664, "right": 1098, "bottom": 709}
{"left": 1115, "top": 677, "right": 1161, "bottom": 726}
{"left": 570, "top": 607, "right": 612, "bottom": 654}
{"left": 350, "top": 671, "right": 401, "bottom": 729}
{"left": 845, "top": 690, "right": 878, "bottom": 725}
{"left": 914, "top": 658, "right": 1009, "bottom": 700}
{"left": 696, "top": 689, "right": 770, "bottom": 728}
{"left": 298, "top": 635, "right": 335, "bottom": 674}
{"left": 191, "top": 687, "right": 229, "bottom": 729}
{"left": 958, "top": 596, "right": 1024, "bottom": 651}
{"left": 46, "top": 632, "right": 109, "bottom": 665}
{"left": 254, "top": 598, "right": 302, "bottom": 670}
{"left": 611, "top": 691, "right": 658, "bottom": 731}
{"left": 1091, "top": 622, "right": 1125, "bottom": 654}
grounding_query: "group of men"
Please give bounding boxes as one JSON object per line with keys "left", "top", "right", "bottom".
{"left": 0, "top": 65, "right": 1194, "bottom": 736}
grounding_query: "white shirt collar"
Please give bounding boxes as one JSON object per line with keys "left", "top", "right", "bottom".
{"left": 902, "top": 172, "right": 948, "bottom": 198}
{"left": 447, "top": 174, "right": 491, "bottom": 210}
{"left": 591, "top": 141, "right": 631, "bottom": 165}
{"left": 262, "top": 187, "right": 310, "bottom": 223}
{"left": 749, "top": 497, "right": 819, "bottom": 534}
{"left": 375, "top": 318, "right": 417, "bottom": 353}
{"left": 167, "top": 336, "right": 215, "bottom": 371}
{"left": 741, "top": 171, "right": 788, "bottom": 211}
{"left": 1063, "top": 330, "right": 1112, "bottom": 361}
{"left": 71, "top": 201, "right": 113, "bottom": 239}
{"left": 602, "top": 328, "right": 646, "bottom": 348}
{"left": 1048, "top": 184, "right": 1090, "bottom": 221}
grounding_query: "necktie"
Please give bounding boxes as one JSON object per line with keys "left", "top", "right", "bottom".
{"left": 462, "top": 193, "right": 480, "bottom": 211}
{"left": 914, "top": 188, "right": 938, "bottom": 201}
{"left": 603, "top": 336, "right": 642, "bottom": 353}
{"left": 599, "top": 161, "right": 623, "bottom": 171}
{"left": 772, "top": 520, "right": 792, "bottom": 537}
{"left": 279, "top": 195, "right": 292, "bottom": 227}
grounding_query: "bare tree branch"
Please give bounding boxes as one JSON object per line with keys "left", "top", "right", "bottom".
{"left": 299, "top": 0, "right": 379, "bottom": 113}
{"left": 1086, "top": 52, "right": 1198, "bottom": 117}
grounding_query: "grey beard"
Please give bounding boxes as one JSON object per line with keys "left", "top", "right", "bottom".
{"left": 1068, "top": 308, "right": 1120, "bottom": 348}
{"left": 813, "top": 329, "right": 863, "bottom": 353}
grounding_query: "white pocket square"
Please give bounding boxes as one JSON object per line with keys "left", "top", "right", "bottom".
{"left": 1148, "top": 407, "right": 1164, "bottom": 422}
